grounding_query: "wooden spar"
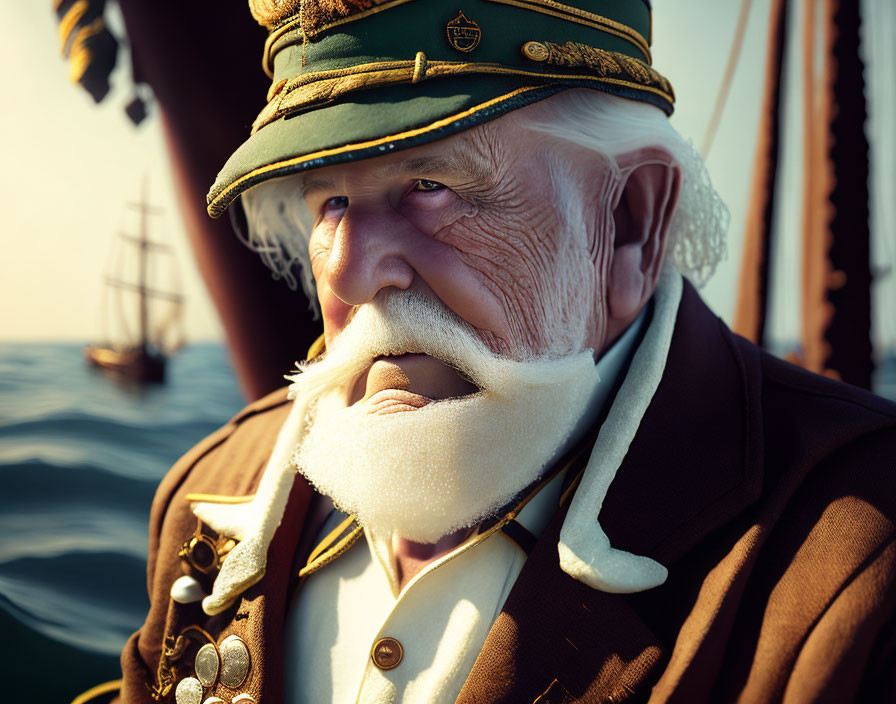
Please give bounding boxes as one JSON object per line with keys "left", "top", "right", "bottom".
{"left": 800, "top": 0, "right": 873, "bottom": 388}
{"left": 734, "top": 0, "right": 874, "bottom": 389}
{"left": 733, "top": 0, "right": 790, "bottom": 346}
{"left": 800, "top": 0, "right": 821, "bottom": 373}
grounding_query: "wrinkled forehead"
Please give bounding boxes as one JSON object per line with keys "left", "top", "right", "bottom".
{"left": 293, "top": 123, "right": 510, "bottom": 196}
{"left": 293, "top": 98, "right": 584, "bottom": 198}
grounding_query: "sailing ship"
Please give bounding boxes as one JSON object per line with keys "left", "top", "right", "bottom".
{"left": 84, "top": 182, "right": 185, "bottom": 383}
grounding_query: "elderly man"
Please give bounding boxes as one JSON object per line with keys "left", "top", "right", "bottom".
{"left": 95, "top": 2, "right": 896, "bottom": 703}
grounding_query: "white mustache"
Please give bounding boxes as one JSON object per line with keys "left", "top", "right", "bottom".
{"left": 289, "top": 290, "right": 491, "bottom": 394}
{"left": 287, "top": 289, "right": 592, "bottom": 408}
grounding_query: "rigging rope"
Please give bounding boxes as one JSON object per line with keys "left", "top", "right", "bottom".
{"left": 700, "top": 0, "right": 756, "bottom": 159}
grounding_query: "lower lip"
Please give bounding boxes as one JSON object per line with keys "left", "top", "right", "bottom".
{"left": 364, "top": 388, "right": 432, "bottom": 415}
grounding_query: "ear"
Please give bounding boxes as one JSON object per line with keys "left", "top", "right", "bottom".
{"left": 607, "top": 158, "right": 681, "bottom": 329}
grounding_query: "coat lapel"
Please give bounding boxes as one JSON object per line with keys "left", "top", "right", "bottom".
{"left": 459, "top": 282, "right": 765, "bottom": 703}
{"left": 598, "top": 281, "right": 764, "bottom": 568}
{"left": 233, "top": 475, "right": 312, "bottom": 702}
{"left": 458, "top": 503, "right": 667, "bottom": 704}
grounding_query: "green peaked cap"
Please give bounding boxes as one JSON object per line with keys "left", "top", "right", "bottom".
{"left": 207, "top": 0, "right": 673, "bottom": 217}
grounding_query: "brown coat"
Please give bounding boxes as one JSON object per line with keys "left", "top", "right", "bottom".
{"left": 116, "top": 282, "right": 896, "bottom": 703}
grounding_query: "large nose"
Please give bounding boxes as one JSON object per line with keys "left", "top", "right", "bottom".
{"left": 323, "top": 207, "right": 416, "bottom": 305}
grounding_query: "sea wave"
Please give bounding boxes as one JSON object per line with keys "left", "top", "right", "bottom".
{"left": 0, "top": 409, "right": 220, "bottom": 437}
{"left": 0, "top": 456, "right": 159, "bottom": 502}
{"left": 0, "top": 343, "right": 246, "bottom": 694}
{"left": 0, "top": 550, "right": 149, "bottom": 656}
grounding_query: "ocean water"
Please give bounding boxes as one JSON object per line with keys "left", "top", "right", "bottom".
{"left": 0, "top": 343, "right": 245, "bottom": 700}
{"left": 1, "top": 343, "right": 894, "bottom": 701}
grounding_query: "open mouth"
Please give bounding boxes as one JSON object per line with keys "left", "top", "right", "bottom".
{"left": 351, "top": 353, "right": 480, "bottom": 414}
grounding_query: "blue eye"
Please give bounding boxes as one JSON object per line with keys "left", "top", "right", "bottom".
{"left": 323, "top": 195, "right": 348, "bottom": 211}
{"left": 412, "top": 179, "right": 446, "bottom": 192}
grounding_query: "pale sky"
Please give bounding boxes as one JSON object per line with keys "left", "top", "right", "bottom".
{"left": 1, "top": 1, "right": 893, "bottom": 347}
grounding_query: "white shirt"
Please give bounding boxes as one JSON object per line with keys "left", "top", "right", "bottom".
{"left": 284, "top": 308, "right": 649, "bottom": 703}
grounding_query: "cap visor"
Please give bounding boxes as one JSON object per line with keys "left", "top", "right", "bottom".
{"left": 207, "top": 76, "right": 563, "bottom": 217}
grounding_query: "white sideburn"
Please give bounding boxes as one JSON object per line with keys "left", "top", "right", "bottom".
{"left": 557, "top": 265, "right": 682, "bottom": 592}
{"left": 192, "top": 267, "right": 683, "bottom": 613}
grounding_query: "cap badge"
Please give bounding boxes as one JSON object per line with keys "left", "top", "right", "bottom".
{"left": 446, "top": 11, "right": 481, "bottom": 53}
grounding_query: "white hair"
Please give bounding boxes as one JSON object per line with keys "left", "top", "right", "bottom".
{"left": 239, "top": 89, "right": 728, "bottom": 317}
{"left": 238, "top": 181, "right": 318, "bottom": 311}
{"left": 521, "top": 89, "right": 728, "bottom": 288}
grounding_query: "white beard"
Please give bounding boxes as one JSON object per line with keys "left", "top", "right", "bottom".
{"left": 289, "top": 290, "right": 600, "bottom": 544}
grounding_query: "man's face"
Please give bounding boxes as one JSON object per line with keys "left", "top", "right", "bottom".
{"left": 302, "top": 110, "right": 604, "bottom": 371}
{"left": 280, "top": 102, "right": 682, "bottom": 541}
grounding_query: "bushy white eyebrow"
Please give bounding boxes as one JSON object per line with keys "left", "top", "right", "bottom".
{"left": 299, "top": 176, "right": 338, "bottom": 199}
{"left": 298, "top": 150, "right": 492, "bottom": 198}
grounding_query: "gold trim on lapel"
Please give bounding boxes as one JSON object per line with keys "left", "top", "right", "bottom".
{"left": 185, "top": 493, "right": 256, "bottom": 504}
{"left": 299, "top": 523, "right": 364, "bottom": 578}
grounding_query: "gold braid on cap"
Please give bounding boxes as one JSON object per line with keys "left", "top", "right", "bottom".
{"left": 522, "top": 40, "right": 673, "bottom": 97}
{"left": 249, "top": 0, "right": 300, "bottom": 29}
{"left": 253, "top": 41, "right": 674, "bottom": 134}
{"left": 250, "top": 0, "right": 401, "bottom": 35}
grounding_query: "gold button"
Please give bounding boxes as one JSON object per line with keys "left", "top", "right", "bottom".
{"left": 194, "top": 643, "right": 219, "bottom": 687}
{"left": 219, "top": 635, "right": 251, "bottom": 688}
{"left": 371, "top": 637, "right": 403, "bottom": 670}
{"left": 521, "top": 41, "right": 550, "bottom": 62}
{"left": 182, "top": 535, "right": 218, "bottom": 573}
{"left": 174, "top": 678, "right": 202, "bottom": 704}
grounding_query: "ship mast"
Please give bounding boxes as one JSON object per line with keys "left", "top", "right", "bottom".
{"left": 137, "top": 177, "right": 149, "bottom": 352}
{"left": 122, "top": 177, "right": 170, "bottom": 352}
{"left": 105, "top": 190, "right": 182, "bottom": 350}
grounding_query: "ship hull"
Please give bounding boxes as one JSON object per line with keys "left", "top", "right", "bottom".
{"left": 84, "top": 345, "right": 166, "bottom": 383}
